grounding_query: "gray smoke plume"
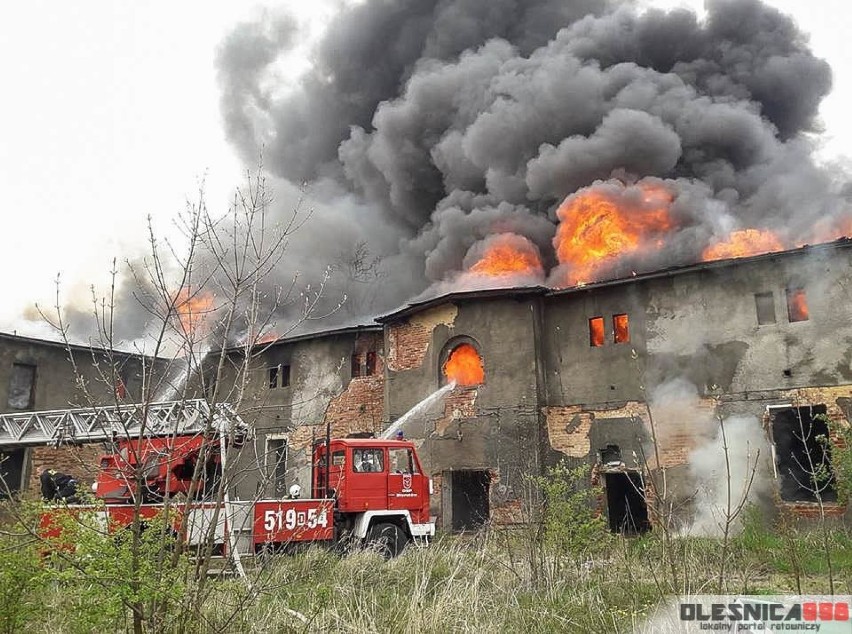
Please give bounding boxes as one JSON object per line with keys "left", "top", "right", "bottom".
{"left": 647, "top": 378, "right": 773, "bottom": 536}
{"left": 687, "top": 415, "right": 773, "bottom": 537}
{"left": 209, "top": 0, "right": 844, "bottom": 330}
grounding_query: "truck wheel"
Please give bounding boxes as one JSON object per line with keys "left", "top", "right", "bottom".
{"left": 365, "top": 522, "right": 408, "bottom": 559}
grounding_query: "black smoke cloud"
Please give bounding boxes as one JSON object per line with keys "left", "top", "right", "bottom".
{"left": 216, "top": 0, "right": 845, "bottom": 328}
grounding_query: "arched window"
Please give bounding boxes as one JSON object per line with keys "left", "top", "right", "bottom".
{"left": 439, "top": 338, "right": 485, "bottom": 387}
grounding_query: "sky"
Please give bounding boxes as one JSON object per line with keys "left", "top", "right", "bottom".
{"left": 0, "top": 0, "right": 850, "bottom": 338}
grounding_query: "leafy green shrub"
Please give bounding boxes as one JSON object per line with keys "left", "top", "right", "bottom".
{"left": 531, "top": 461, "right": 609, "bottom": 554}
{"left": 0, "top": 509, "right": 45, "bottom": 634}
{"left": 825, "top": 416, "right": 852, "bottom": 504}
{"left": 41, "top": 504, "right": 191, "bottom": 632}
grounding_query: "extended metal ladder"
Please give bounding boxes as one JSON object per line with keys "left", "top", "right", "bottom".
{"left": 0, "top": 400, "right": 246, "bottom": 447}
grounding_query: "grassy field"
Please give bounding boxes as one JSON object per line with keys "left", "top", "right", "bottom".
{"left": 3, "top": 509, "right": 851, "bottom": 633}
{"left": 198, "top": 523, "right": 851, "bottom": 633}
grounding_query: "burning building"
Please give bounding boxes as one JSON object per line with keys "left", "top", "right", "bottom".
{"left": 189, "top": 236, "right": 850, "bottom": 533}
{"left": 3, "top": 0, "right": 852, "bottom": 531}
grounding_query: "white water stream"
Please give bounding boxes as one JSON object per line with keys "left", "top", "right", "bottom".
{"left": 381, "top": 381, "right": 456, "bottom": 439}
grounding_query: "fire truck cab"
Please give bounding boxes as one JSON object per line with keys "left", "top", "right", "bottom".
{"left": 310, "top": 438, "right": 434, "bottom": 554}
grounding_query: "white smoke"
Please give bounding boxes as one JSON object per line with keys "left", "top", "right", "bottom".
{"left": 686, "top": 415, "right": 773, "bottom": 537}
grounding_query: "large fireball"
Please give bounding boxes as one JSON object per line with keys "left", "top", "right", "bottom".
{"left": 467, "top": 234, "right": 544, "bottom": 279}
{"left": 553, "top": 181, "right": 674, "bottom": 285}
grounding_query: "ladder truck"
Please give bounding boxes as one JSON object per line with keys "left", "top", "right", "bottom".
{"left": 0, "top": 400, "right": 435, "bottom": 558}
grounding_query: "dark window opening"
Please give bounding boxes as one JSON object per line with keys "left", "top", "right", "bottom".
{"left": 786, "top": 288, "right": 809, "bottom": 322}
{"left": 600, "top": 444, "right": 622, "bottom": 465}
{"left": 449, "top": 470, "right": 490, "bottom": 532}
{"left": 771, "top": 405, "right": 837, "bottom": 503}
{"left": 268, "top": 365, "right": 291, "bottom": 389}
{"left": 613, "top": 314, "right": 630, "bottom": 344}
{"left": 755, "top": 292, "right": 776, "bottom": 325}
{"left": 0, "top": 449, "right": 26, "bottom": 499}
{"left": 589, "top": 317, "right": 604, "bottom": 347}
{"left": 352, "top": 351, "right": 378, "bottom": 378}
{"left": 604, "top": 472, "right": 650, "bottom": 535}
{"left": 268, "top": 438, "right": 287, "bottom": 496}
{"left": 7, "top": 363, "right": 36, "bottom": 409}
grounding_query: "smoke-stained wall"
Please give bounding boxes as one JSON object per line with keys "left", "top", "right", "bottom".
{"left": 381, "top": 291, "right": 546, "bottom": 527}
{"left": 215, "top": 327, "right": 385, "bottom": 499}
{"left": 539, "top": 241, "right": 852, "bottom": 523}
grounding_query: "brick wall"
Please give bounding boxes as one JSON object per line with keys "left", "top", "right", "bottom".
{"left": 544, "top": 398, "right": 717, "bottom": 469}
{"left": 435, "top": 387, "right": 478, "bottom": 436}
{"left": 386, "top": 304, "right": 457, "bottom": 371}
{"left": 27, "top": 444, "right": 103, "bottom": 497}
{"left": 783, "top": 503, "right": 846, "bottom": 519}
{"left": 287, "top": 374, "right": 386, "bottom": 454}
{"left": 544, "top": 406, "right": 592, "bottom": 457}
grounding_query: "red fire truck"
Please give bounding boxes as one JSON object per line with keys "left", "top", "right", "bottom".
{"left": 4, "top": 401, "right": 434, "bottom": 558}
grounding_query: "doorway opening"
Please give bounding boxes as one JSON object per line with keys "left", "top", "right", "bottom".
{"left": 447, "top": 470, "right": 490, "bottom": 532}
{"left": 604, "top": 471, "right": 650, "bottom": 535}
{"left": 771, "top": 404, "right": 837, "bottom": 502}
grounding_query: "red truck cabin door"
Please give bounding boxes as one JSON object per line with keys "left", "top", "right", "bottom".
{"left": 343, "top": 446, "right": 388, "bottom": 512}
{"left": 387, "top": 445, "right": 426, "bottom": 517}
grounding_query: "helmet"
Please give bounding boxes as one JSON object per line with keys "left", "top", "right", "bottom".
{"left": 288, "top": 484, "right": 302, "bottom": 499}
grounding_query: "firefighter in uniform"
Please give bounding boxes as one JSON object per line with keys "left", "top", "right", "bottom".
{"left": 38, "top": 467, "right": 79, "bottom": 503}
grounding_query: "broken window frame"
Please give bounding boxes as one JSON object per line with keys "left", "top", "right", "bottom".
{"left": 7, "top": 363, "right": 36, "bottom": 410}
{"left": 754, "top": 292, "right": 776, "bottom": 325}
{"left": 365, "top": 351, "right": 377, "bottom": 376}
{"left": 589, "top": 316, "right": 605, "bottom": 347}
{"left": 266, "top": 436, "right": 288, "bottom": 496}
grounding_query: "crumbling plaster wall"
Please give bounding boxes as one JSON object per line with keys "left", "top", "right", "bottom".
{"left": 540, "top": 246, "right": 852, "bottom": 522}
{"left": 384, "top": 297, "right": 544, "bottom": 525}
{"left": 645, "top": 248, "right": 852, "bottom": 394}
{"left": 220, "top": 331, "right": 385, "bottom": 499}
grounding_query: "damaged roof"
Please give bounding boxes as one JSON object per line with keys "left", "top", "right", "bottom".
{"left": 379, "top": 238, "right": 852, "bottom": 322}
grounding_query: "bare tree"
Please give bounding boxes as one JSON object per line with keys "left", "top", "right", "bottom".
{"left": 23, "top": 167, "right": 342, "bottom": 633}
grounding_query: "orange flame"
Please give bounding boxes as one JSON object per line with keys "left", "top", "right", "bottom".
{"left": 589, "top": 317, "right": 604, "bottom": 347}
{"left": 786, "top": 288, "right": 809, "bottom": 322}
{"left": 257, "top": 330, "right": 280, "bottom": 344}
{"left": 613, "top": 313, "right": 630, "bottom": 343}
{"left": 467, "top": 234, "right": 544, "bottom": 278}
{"left": 173, "top": 288, "right": 214, "bottom": 339}
{"left": 442, "top": 343, "right": 484, "bottom": 386}
{"left": 702, "top": 229, "right": 786, "bottom": 262}
{"left": 553, "top": 181, "right": 674, "bottom": 285}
